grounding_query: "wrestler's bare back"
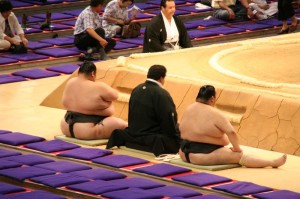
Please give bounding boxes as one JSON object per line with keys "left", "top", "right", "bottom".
{"left": 179, "top": 102, "right": 233, "bottom": 146}
{"left": 62, "top": 77, "right": 118, "bottom": 116}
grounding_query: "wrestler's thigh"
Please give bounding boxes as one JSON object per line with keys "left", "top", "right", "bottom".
{"left": 99, "top": 117, "right": 128, "bottom": 138}
{"left": 189, "top": 147, "right": 242, "bottom": 165}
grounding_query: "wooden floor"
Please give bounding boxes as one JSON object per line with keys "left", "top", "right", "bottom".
{"left": 0, "top": 73, "right": 300, "bottom": 194}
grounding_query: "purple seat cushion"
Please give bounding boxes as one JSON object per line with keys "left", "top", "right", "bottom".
{"left": 0, "top": 57, "right": 19, "bottom": 65}
{"left": 58, "top": 20, "right": 76, "bottom": 26}
{"left": 65, "top": 46, "right": 86, "bottom": 53}
{"left": 29, "top": 173, "right": 89, "bottom": 187}
{"left": 148, "top": 186, "right": 202, "bottom": 198}
{"left": 148, "top": 10, "right": 190, "bottom": 16}
{"left": 30, "top": 23, "right": 72, "bottom": 31}
{"left": 17, "top": 16, "right": 44, "bottom": 24}
{"left": 121, "top": 37, "right": 144, "bottom": 45}
{"left": 39, "top": 37, "right": 74, "bottom": 46}
{"left": 231, "top": 23, "right": 273, "bottom": 30}
{"left": 70, "top": 168, "right": 126, "bottom": 180}
{"left": 0, "top": 132, "right": 45, "bottom": 146}
{"left": 0, "top": 130, "right": 12, "bottom": 134}
{"left": 2, "top": 154, "right": 54, "bottom": 166}
{"left": 27, "top": 41, "right": 53, "bottom": 50}
{"left": 172, "top": 172, "right": 232, "bottom": 187}
{"left": 19, "top": 0, "right": 63, "bottom": 5}
{"left": 12, "top": 68, "right": 60, "bottom": 79}
{"left": 3, "top": 190, "right": 66, "bottom": 199}
{"left": 35, "top": 48, "right": 80, "bottom": 57}
{"left": 62, "top": 9, "right": 82, "bottom": 16}
{"left": 46, "top": 64, "right": 79, "bottom": 74}
{"left": 253, "top": 190, "right": 300, "bottom": 199}
{"left": 0, "top": 159, "right": 22, "bottom": 170}
{"left": 129, "top": 13, "right": 153, "bottom": 19}
{"left": 109, "top": 177, "right": 165, "bottom": 189}
{"left": 0, "top": 182, "right": 25, "bottom": 194}
{"left": 185, "top": 18, "right": 227, "bottom": 28}
{"left": 102, "top": 187, "right": 164, "bottom": 199}
{"left": 0, "top": 166, "right": 55, "bottom": 181}
{"left": 177, "top": 6, "right": 212, "bottom": 13}
{"left": 130, "top": 3, "right": 158, "bottom": 10}
{"left": 23, "top": 28, "right": 43, "bottom": 34}
{"left": 34, "top": 161, "right": 91, "bottom": 173}
{"left": 67, "top": 180, "right": 128, "bottom": 194}
{"left": 0, "top": 76, "right": 27, "bottom": 84}
{"left": 133, "top": 163, "right": 191, "bottom": 177}
{"left": 25, "top": 139, "right": 80, "bottom": 153}
{"left": 0, "top": 148, "right": 21, "bottom": 158}
{"left": 3, "top": 53, "right": 49, "bottom": 61}
{"left": 113, "top": 42, "right": 140, "bottom": 50}
{"left": 257, "top": 18, "right": 284, "bottom": 26}
{"left": 187, "top": 195, "right": 230, "bottom": 199}
{"left": 92, "top": 154, "right": 149, "bottom": 168}
{"left": 212, "top": 182, "right": 273, "bottom": 196}
{"left": 188, "top": 29, "right": 219, "bottom": 39}
{"left": 32, "top": 13, "right": 74, "bottom": 20}
{"left": 11, "top": 0, "right": 33, "bottom": 7}
{"left": 206, "top": 26, "right": 245, "bottom": 35}
{"left": 57, "top": 147, "right": 112, "bottom": 160}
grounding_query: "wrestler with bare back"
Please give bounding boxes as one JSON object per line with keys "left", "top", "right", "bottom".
{"left": 179, "top": 85, "right": 287, "bottom": 168}
{"left": 60, "top": 61, "right": 127, "bottom": 140}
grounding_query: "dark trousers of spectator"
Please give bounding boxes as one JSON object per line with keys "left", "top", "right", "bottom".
{"left": 278, "top": 0, "right": 294, "bottom": 20}
{"left": 213, "top": 4, "right": 247, "bottom": 21}
{"left": 74, "top": 28, "right": 116, "bottom": 53}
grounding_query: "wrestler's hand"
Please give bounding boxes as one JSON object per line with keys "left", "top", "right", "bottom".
{"left": 230, "top": 147, "right": 243, "bottom": 153}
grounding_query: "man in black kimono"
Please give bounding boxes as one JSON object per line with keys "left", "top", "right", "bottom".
{"left": 143, "top": 0, "right": 192, "bottom": 53}
{"left": 106, "top": 65, "right": 180, "bottom": 156}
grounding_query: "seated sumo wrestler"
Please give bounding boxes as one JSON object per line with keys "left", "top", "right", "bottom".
{"left": 60, "top": 61, "right": 128, "bottom": 140}
{"left": 179, "top": 85, "right": 287, "bottom": 168}
{"left": 106, "top": 65, "right": 180, "bottom": 156}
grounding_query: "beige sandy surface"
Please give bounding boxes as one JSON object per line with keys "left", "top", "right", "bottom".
{"left": 1, "top": 33, "right": 300, "bottom": 193}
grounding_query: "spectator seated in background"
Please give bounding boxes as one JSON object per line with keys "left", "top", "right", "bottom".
{"left": 143, "top": 0, "right": 192, "bottom": 53}
{"left": 74, "top": 0, "right": 116, "bottom": 60}
{"left": 106, "top": 65, "right": 180, "bottom": 156}
{"left": 212, "top": 0, "right": 254, "bottom": 21}
{"left": 249, "top": 0, "right": 278, "bottom": 20}
{"left": 102, "top": 0, "right": 137, "bottom": 38}
{"left": 179, "top": 85, "right": 287, "bottom": 168}
{"left": 60, "top": 61, "right": 128, "bottom": 140}
{"left": 0, "top": 0, "right": 28, "bottom": 53}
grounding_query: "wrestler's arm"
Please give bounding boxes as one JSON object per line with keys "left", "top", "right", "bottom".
{"left": 97, "top": 82, "right": 118, "bottom": 102}
{"left": 215, "top": 113, "right": 242, "bottom": 152}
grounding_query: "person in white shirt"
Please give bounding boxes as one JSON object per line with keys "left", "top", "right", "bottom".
{"left": 102, "top": 0, "right": 136, "bottom": 38}
{"left": 249, "top": 0, "right": 278, "bottom": 20}
{"left": 212, "top": 0, "right": 254, "bottom": 21}
{"left": 0, "top": 0, "right": 28, "bottom": 51}
{"left": 143, "top": 0, "right": 192, "bottom": 53}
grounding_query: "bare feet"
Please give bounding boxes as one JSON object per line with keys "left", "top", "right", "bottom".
{"left": 272, "top": 154, "right": 287, "bottom": 168}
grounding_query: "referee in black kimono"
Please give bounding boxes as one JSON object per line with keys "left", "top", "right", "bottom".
{"left": 277, "top": 0, "right": 298, "bottom": 34}
{"left": 106, "top": 65, "right": 180, "bottom": 156}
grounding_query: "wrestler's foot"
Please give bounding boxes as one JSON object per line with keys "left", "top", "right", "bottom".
{"left": 272, "top": 154, "right": 287, "bottom": 168}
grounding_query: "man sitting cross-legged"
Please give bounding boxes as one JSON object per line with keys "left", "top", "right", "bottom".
{"left": 179, "top": 85, "right": 287, "bottom": 168}
{"left": 60, "top": 61, "right": 127, "bottom": 140}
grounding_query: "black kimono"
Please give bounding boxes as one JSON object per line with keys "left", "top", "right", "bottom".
{"left": 106, "top": 80, "right": 180, "bottom": 156}
{"left": 142, "top": 14, "right": 192, "bottom": 53}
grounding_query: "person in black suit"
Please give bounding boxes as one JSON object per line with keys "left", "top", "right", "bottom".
{"left": 277, "top": 0, "right": 298, "bottom": 34}
{"left": 106, "top": 65, "right": 180, "bottom": 156}
{"left": 143, "top": 0, "right": 192, "bottom": 53}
